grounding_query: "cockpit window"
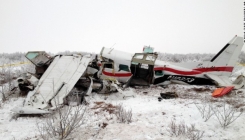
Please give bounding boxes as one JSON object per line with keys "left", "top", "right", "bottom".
{"left": 155, "top": 70, "right": 164, "bottom": 76}
{"left": 104, "top": 63, "right": 113, "bottom": 68}
{"left": 119, "top": 64, "right": 130, "bottom": 72}
{"left": 26, "top": 52, "right": 39, "bottom": 60}
{"left": 25, "top": 51, "right": 51, "bottom": 66}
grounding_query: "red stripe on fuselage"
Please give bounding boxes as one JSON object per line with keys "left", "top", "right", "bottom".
{"left": 102, "top": 70, "right": 132, "bottom": 77}
{"left": 154, "top": 66, "right": 233, "bottom": 75}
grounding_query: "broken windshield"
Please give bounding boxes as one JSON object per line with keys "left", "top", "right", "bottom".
{"left": 25, "top": 51, "right": 51, "bottom": 66}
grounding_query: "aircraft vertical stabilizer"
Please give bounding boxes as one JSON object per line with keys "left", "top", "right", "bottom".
{"left": 209, "top": 36, "right": 243, "bottom": 67}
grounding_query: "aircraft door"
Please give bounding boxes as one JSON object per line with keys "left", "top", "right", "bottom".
{"left": 130, "top": 53, "right": 158, "bottom": 85}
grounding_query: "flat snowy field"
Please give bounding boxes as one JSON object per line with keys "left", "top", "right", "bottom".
{"left": 0, "top": 84, "right": 245, "bottom": 140}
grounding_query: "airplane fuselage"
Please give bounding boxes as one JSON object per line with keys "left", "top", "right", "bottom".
{"left": 98, "top": 35, "right": 243, "bottom": 86}
{"left": 99, "top": 62, "right": 234, "bottom": 86}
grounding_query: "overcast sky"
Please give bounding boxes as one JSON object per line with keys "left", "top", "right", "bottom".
{"left": 0, "top": 0, "right": 243, "bottom": 54}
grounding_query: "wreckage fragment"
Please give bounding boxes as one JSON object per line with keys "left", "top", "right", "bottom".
{"left": 212, "top": 86, "right": 234, "bottom": 97}
{"left": 158, "top": 92, "right": 178, "bottom": 101}
{"left": 12, "top": 54, "right": 93, "bottom": 114}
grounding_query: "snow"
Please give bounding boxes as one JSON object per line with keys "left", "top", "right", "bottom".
{"left": 0, "top": 98, "right": 40, "bottom": 140}
{"left": 0, "top": 84, "right": 245, "bottom": 140}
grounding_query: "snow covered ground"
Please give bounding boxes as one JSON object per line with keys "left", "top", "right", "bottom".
{"left": 0, "top": 84, "right": 245, "bottom": 140}
{"left": 0, "top": 65, "right": 245, "bottom": 140}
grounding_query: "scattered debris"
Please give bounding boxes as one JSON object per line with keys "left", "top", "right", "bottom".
{"left": 212, "top": 86, "right": 234, "bottom": 97}
{"left": 99, "top": 122, "right": 108, "bottom": 129}
{"left": 159, "top": 92, "right": 178, "bottom": 101}
{"left": 91, "top": 102, "right": 117, "bottom": 114}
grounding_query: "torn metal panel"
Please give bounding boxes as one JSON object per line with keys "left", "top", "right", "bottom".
{"left": 11, "top": 107, "right": 50, "bottom": 114}
{"left": 12, "top": 54, "right": 92, "bottom": 114}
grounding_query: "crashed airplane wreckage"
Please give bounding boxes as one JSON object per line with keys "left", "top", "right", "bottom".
{"left": 98, "top": 35, "right": 245, "bottom": 89}
{"left": 12, "top": 52, "right": 123, "bottom": 114}
{"left": 11, "top": 35, "right": 245, "bottom": 114}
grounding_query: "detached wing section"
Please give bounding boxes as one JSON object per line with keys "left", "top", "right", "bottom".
{"left": 205, "top": 74, "right": 244, "bottom": 89}
{"left": 12, "top": 55, "right": 91, "bottom": 114}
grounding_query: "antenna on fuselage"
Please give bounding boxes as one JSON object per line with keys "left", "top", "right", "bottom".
{"left": 108, "top": 43, "right": 116, "bottom": 54}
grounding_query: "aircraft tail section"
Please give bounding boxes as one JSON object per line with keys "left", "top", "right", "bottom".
{"left": 209, "top": 36, "right": 243, "bottom": 67}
